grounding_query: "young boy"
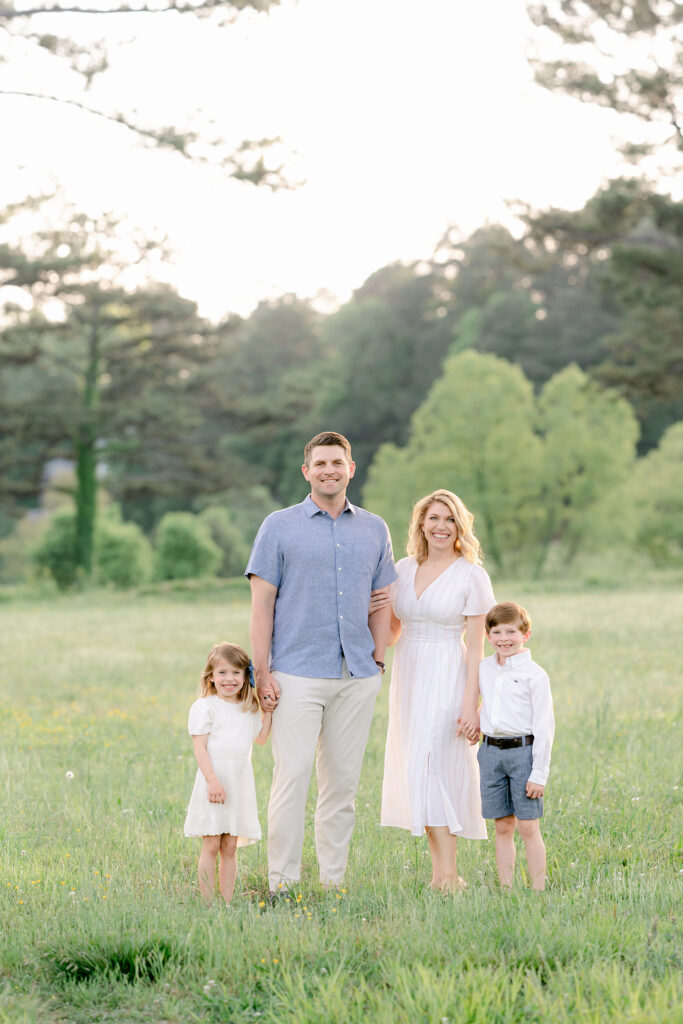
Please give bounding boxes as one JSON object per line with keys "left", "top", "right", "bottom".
{"left": 477, "top": 602, "right": 554, "bottom": 890}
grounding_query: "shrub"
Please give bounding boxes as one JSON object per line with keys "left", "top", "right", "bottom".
{"left": 96, "top": 519, "right": 152, "bottom": 588}
{"left": 198, "top": 506, "right": 250, "bottom": 577}
{"left": 32, "top": 509, "right": 79, "bottom": 590}
{"left": 153, "top": 512, "right": 221, "bottom": 581}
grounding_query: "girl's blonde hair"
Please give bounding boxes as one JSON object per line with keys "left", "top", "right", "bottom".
{"left": 199, "top": 641, "right": 260, "bottom": 713}
{"left": 406, "top": 489, "right": 482, "bottom": 565}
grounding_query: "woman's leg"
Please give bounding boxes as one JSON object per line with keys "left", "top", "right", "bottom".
{"left": 494, "top": 815, "right": 517, "bottom": 887}
{"left": 516, "top": 818, "right": 546, "bottom": 890}
{"left": 426, "top": 827, "right": 464, "bottom": 891}
{"left": 218, "top": 834, "right": 239, "bottom": 904}
{"left": 198, "top": 836, "right": 221, "bottom": 903}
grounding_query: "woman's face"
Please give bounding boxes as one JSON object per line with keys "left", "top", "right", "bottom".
{"left": 422, "top": 501, "right": 458, "bottom": 555}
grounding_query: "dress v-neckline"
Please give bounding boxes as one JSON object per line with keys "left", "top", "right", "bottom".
{"left": 412, "top": 556, "right": 462, "bottom": 600}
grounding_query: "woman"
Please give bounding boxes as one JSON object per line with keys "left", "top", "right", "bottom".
{"left": 374, "top": 490, "right": 495, "bottom": 890}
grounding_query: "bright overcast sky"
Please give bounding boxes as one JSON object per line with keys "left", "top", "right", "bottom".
{"left": 3, "top": 0, "right": 654, "bottom": 319}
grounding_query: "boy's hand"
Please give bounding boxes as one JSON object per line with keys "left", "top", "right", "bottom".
{"left": 526, "top": 781, "right": 544, "bottom": 799}
{"left": 207, "top": 777, "right": 226, "bottom": 803}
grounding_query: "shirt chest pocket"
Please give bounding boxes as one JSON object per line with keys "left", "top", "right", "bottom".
{"left": 343, "top": 541, "right": 377, "bottom": 579}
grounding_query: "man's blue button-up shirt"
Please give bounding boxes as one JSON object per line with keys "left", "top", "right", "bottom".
{"left": 245, "top": 495, "right": 397, "bottom": 678}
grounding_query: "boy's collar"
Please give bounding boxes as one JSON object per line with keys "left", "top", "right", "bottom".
{"left": 496, "top": 649, "right": 532, "bottom": 668}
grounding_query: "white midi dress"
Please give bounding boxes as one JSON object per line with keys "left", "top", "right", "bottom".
{"left": 183, "top": 695, "right": 263, "bottom": 846}
{"left": 381, "top": 556, "right": 495, "bottom": 839}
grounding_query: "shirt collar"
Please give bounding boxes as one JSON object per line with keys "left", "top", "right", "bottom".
{"left": 303, "top": 494, "right": 356, "bottom": 517}
{"left": 498, "top": 649, "right": 532, "bottom": 669}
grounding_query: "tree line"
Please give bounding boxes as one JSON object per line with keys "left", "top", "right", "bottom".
{"left": 0, "top": 176, "right": 681, "bottom": 587}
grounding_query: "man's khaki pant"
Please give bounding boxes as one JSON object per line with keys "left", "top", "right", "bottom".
{"left": 268, "top": 664, "right": 382, "bottom": 891}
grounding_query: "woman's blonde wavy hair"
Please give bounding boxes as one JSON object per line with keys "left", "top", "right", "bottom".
{"left": 199, "top": 641, "right": 260, "bottom": 713}
{"left": 406, "top": 489, "right": 482, "bottom": 565}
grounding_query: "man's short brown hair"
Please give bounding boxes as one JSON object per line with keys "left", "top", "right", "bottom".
{"left": 485, "top": 601, "right": 532, "bottom": 635}
{"left": 303, "top": 431, "right": 353, "bottom": 466}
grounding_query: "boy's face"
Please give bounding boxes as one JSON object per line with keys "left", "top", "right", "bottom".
{"left": 487, "top": 620, "right": 530, "bottom": 662}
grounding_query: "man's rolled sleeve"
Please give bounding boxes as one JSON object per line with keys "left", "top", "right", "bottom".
{"left": 372, "top": 525, "right": 398, "bottom": 590}
{"left": 245, "top": 517, "right": 282, "bottom": 588}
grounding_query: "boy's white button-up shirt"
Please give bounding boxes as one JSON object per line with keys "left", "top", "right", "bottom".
{"left": 479, "top": 650, "right": 555, "bottom": 786}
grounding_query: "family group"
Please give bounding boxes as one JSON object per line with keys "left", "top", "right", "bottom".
{"left": 183, "top": 431, "right": 555, "bottom": 904}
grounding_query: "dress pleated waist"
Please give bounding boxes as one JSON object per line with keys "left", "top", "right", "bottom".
{"left": 400, "top": 622, "right": 464, "bottom": 644}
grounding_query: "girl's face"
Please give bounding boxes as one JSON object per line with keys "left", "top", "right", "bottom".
{"left": 211, "top": 657, "right": 245, "bottom": 701}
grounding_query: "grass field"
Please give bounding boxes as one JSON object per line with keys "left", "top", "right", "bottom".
{"left": 0, "top": 582, "right": 681, "bottom": 1023}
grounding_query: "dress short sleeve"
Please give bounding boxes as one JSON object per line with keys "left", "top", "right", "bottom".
{"left": 188, "top": 697, "right": 214, "bottom": 736}
{"left": 462, "top": 564, "right": 495, "bottom": 616}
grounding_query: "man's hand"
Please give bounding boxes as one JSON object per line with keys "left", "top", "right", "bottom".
{"left": 257, "top": 669, "right": 281, "bottom": 711}
{"left": 526, "top": 781, "right": 544, "bottom": 799}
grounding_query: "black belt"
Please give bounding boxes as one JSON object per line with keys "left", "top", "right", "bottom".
{"left": 482, "top": 734, "right": 533, "bottom": 749}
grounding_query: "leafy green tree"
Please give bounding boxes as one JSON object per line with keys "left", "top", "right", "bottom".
{"left": 0, "top": 205, "right": 233, "bottom": 573}
{"left": 363, "top": 350, "right": 543, "bottom": 573}
{"left": 528, "top": 0, "right": 683, "bottom": 166}
{"left": 364, "top": 351, "right": 639, "bottom": 575}
{"left": 630, "top": 421, "right": 683, "bottom": 565}
{"left": 534, "top": 365, "right": 639, "bottom": 573}
{"left": 153, "top": 512, "right": 221, "bottom": 581}
{"left": 314, "top": 263, "right": 456, "bottom": 497}
{"left": 198, "top": 506, "right": 250, "bottom": 578}
{"left": 520, "top": 178, "right": 683, "bottom": 449}
{"left": 201, "top": 295, "right": 328, "bottom": 505}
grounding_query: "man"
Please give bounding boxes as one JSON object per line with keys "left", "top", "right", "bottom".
{"left": 245, "top": 431, "right": 396, "bottom": 895}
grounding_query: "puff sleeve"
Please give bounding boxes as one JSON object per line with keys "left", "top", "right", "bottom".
{"left": 187, "top": 698, "right": 214, "bottom": 736}
{"left": 462, "top": 563, "right": 495, "bottom": 617}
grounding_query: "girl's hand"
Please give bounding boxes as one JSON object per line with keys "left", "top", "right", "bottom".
{"left": 369, "top": 586, "right": 391, "bottom": 614}
{"left": 207, "top": 776, "right": 226, "bottom": 803}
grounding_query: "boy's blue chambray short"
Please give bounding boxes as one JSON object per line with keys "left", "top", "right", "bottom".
{"left": 477, "top": 740, "right": 543, "bottom": 820}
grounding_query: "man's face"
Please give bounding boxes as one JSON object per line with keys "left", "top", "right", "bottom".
{"left": 302, "top": 445, "right": 355, "bottom": 502}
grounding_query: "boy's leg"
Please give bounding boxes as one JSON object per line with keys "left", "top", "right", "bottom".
{"left": 493, "top": 815, "right": 517, "bottom": 888}
{"left": 516, "top": 818, "right": 546, "bottom": 890}
{"left": 198, "top": 835, "right": 221, "bottom": 903}
{"left": 218, "top": 834, "right": 239, "bottom": 904}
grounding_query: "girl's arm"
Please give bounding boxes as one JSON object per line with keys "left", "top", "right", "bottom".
{"left": 456, "top": 614, "right": 486, "bottom": 742}
{"left": 254, "top": 710, "right": 273, "bottom": 746}
{"left": 191, "top": 734, "right": 226, "bottom": 803}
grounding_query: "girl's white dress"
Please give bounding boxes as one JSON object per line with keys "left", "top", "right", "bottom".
{"left": 184, "top": 695, "right": 262, "bottom": 846}
{"left": 381, "top": 556, "right": 495, "bottom": 839}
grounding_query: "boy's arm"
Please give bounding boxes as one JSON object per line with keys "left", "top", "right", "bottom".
{"left": 528, "top": 668, "right": 555, "bottom": 788}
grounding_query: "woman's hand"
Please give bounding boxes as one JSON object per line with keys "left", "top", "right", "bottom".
{"left": 369, "top": 586, "right": 391, "bottom": 615}
{"left": 456, "top": 709, "right": 480, "bottom": 743}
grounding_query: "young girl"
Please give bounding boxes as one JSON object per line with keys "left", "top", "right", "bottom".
{"left": 183, "top": 641, "right": 272, "bottom": 905}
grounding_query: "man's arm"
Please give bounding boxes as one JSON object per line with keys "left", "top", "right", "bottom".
{"left": 249, "top": 575, "right": 280, "bottom": 707}
{"left": 369, "top": 601, "right": 392, "bottom": 672}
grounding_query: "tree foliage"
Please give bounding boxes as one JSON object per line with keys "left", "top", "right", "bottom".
{"left": 0, "top": 0, "right": 289, "bottom": 182}
{"left": 363, "top": 351, "right": 638, "bottom": 575}
{"left": 528, "top": 0, "right": 683, "bottom": 164}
